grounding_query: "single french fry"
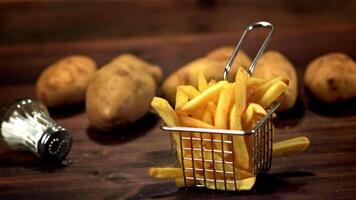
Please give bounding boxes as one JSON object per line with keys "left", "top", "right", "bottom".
{"left": 230, "top": 105, "right": 250, "bottom": 171}
{"left": 202, "top": 106, "right": 213, "bottom": 125}
{"left": 151, "top": 97, "right": 183, "bottom": 166}
{"left": 149, "top": 167, "right": 183, "bottom": 179}
{"left": 178, "top": 81, "right": 227, "bottom": 113}
{"left": 242, "top": 104, "right": 254, "bottom": 130}
{"left": 272, "top": 137, "right": 310, "bottom": 157}
{"left": 151, "top": 97, "right": 179, "bottom": 127}
{"left": 198, "top": 70, "right": 208, "bottom": 92}
{"left": 254, "top": 76, "right": 288, "bottom": 101}
{"left": 175, "top": 88, "right": 189, "bottom": 110}
{"left": 259, "top": 80, "right": 288, "bottom": 108}
{"left": 235, "top": 67, "right": 249, "bottom": 116}
{"left": 177, "top": 85, "right": 200, "bottom": 99}
{"left": 179, "top": 115, "right": 214, "bottom": 129}
{"left": 230, "top": 105, "right": 243, "bottom": 130}
{"left": 215, "top": 84, "right": 234, "bottom": 129}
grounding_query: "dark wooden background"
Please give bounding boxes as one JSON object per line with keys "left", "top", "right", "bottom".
{"left": 0, "top": 0, "right": 356, "bottom": 199}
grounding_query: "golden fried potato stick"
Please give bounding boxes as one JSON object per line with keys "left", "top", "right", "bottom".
{"left": 179, "top": 115, "right": 214, "bottom": 129}
{"left": 230, "top": 104, "right": 250, "bottom": 171}
{"left": 259, "top": 80, "right": 288, "bottom": 108}
{"left": 149, "top": 167, "right": 182, "bottom": 179}
{"left": 198, "top": 70, "right": 208, "bottom": 92}
{"left": 175, "top": 88, "right": 189, "bottom": 110}
{"left": 202, "top": 106, "right": 213, "bottom": 125}
{"left": 177, "top": 85, "right": 200, "bottom": 99}
{"left": 235, "top": 67, "right": 249, "bottom": 116}
{"left": 207, "top": 101, "right": 217, "bottom": 120}
{"left": 178, "top": 81, "right": 227, "bottom": 113}
{"left": 151, "top": 97, "right": 180, "bottom": 127}
{"left": 272, "top": 137, "right": 310, "bottom": 157}
{"left": 215, "top": 83, "right": 235, "bottom": 129}
{"left": 254, "top": 76, "right": 288, "bottom": 102}
{"left": 151, "top": 97, "right": 183, "bottom": 166}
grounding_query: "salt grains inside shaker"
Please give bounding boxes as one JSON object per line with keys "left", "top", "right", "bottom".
{"left": 0, "top": 98, "right": 72, "bottom": 162}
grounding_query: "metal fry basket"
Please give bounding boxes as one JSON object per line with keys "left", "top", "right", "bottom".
{"left": 162, "top": 22, "right": 277, "bottom": 191}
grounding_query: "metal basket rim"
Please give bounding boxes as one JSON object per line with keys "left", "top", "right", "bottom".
{"left": 161, "top": 101, "right": 280, "bottom": 136}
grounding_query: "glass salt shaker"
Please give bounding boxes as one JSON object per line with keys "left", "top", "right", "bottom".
{"left": 0, "top": 98, "right": 72, "bottom": 162}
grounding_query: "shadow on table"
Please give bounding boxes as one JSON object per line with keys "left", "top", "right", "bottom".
{"left": 49, "top": 102, "right": 85, "bottom": 119}
{"left": 86, "top": 113, "right": 158, "bottom": 145}
{"left": 274, "top": 97, "right": 306, "bottom": 128}
{"left": 0, "top": 149, "right": 72, "bottom": 173}
{"left": 307, "top": 94, "right": 356, "bottom": 117}
{"left": 125, "top": 171, "right": 313, "bottom": 199}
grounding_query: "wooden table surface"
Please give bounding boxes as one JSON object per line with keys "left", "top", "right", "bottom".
{"left": 0, "top": 1, "right": 356, "bottom": 199}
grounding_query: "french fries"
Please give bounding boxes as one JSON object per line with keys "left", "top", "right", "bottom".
{"left": 150, "top": 67, "right": 310, "bottom": 191}
{"left": 178, "top": 81, "right": 227, "bottom": 113}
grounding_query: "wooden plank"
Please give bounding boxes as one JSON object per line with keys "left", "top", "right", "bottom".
{"left": 0, "top": 25, "right": 356, "bottom": 85}
{"left": 1, "top": 0, "right": 355, "bottom": 45}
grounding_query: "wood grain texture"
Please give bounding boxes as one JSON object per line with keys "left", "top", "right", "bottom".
{"left": 0, "top": 0, "right": 356, "bottom": 45}
{"left": 0, "top": 1, "right": 356, "bottom": 199}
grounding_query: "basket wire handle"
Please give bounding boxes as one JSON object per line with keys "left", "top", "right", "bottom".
{"left": 223, "top": 21, "right": 275, "bottom": 80}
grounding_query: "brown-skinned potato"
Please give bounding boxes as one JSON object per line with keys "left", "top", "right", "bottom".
{"left": 86, "top": 54, "right": 162, "bottom": 131}
{"left": 304, "top": 53, "right": 356, "bottom": 103}
{"left": 36, "top": 55, "right": 97, "bottom": 107}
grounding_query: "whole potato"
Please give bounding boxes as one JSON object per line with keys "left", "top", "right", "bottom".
{"left": 304, "top": 53, "right": 356, "bottom": 103}
{"left": 36, "top": 55, "right": 97, "bottom": 107}
{"left": 86, "top": 54, "right": 162, "bottom": 131}
{"left": 161, "top": 46, "right": 251, "bottom": 104}
{"left": 112, "top": 54, "right": 162, "bottom": 83}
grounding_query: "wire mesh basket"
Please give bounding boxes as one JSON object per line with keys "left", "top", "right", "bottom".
{"left": 161, "top": 21, "right": 277, "bottom": 191}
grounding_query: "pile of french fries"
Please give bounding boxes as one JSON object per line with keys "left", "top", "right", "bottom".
{"left": 150, "top": 67, "right": 310, "bottom": 191}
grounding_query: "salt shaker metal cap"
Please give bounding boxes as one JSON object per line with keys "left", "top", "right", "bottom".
{"left": 0, "top": 98, "right": 72, "bottom": 162}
